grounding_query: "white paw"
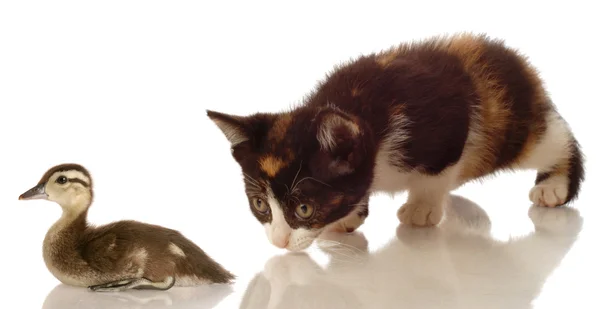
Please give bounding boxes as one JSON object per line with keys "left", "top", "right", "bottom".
{"left": 528, "top": 205, "right": 583, "bottom": 235}
{"left": 326, "top": 212, "right": 366, "bottom": 233}
{"left": 529, "top": 181, "right": 568, "bottom": 207}
{"left": 397, "top": 201, "right": 443, "bottom": 226}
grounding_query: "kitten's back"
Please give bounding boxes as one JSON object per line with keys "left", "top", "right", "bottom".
{"left": 306, "top": 33, "right": 557, "bottom": 180}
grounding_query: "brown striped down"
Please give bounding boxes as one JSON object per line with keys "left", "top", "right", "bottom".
{"left": 22, "top": 163, "right": 235, "bottom": 289}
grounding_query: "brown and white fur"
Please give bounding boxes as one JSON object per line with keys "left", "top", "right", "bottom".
{"left": 207, "top": 33, "right": 585, "bottom": 252}
{"left": 18, "top": 163, "right": 235, "bottom": 292}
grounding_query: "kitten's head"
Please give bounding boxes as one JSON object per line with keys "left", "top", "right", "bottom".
{"left": 207, "top": 106, "right": 375, "bottom": 251}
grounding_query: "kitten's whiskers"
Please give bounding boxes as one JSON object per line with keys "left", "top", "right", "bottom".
{"left": 243, "top": 172, "right": 261, "bottom": 189}
{"left": 289, "top": 161, "right": 303, "bottom": 194}
{"left": 296, "top": 177, "right": 332, "bottom": 188}
{"left": 317, "top": 239, "right": 368, "bottom": 266}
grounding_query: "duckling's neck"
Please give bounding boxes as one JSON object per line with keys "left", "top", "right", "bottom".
{"left": 55, "top": 208, "right": 88, "bottom": 232}
{"left": 47, "top": 199, "right": 90, "bottom": 240}
{"left": 43, "top": 200, "right": 90, "bottom": 283}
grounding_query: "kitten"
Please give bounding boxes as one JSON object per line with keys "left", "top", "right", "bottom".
{"left": 207, "top": 33, "right": 585, "bottom": 251}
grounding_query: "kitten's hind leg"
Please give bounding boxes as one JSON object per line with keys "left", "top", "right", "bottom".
{"left": 398, "top": 165, "right": 460, "bottom": 227}
{"left": 521, "top": 113, "right": 585, "bottom": 207}
{"left": 529, "top": 138, "right": 584, "bottom": 207}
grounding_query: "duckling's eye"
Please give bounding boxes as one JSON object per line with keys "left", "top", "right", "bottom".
{"left": 295, "top": 204, "right": 314, "bottom": 219}
{"left": 252, "top": 197, "right": 269, "bottom": 214}
{"left": 56, "top": 176, "right": 67, "bottom": 184}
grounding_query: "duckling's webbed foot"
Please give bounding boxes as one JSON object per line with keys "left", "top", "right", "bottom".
{"left": 132, "top": 276, "right": 176, "bottom": 291}
{"left": 88, "top": 279, "right": 135, "bottom": 292}
{"left": 89, "top": 276, "right": 175, "bottom": 292}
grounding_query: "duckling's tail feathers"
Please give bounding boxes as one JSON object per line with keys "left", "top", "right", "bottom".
{"left": 169, "top": 234, "right": 235, "bottom": 285}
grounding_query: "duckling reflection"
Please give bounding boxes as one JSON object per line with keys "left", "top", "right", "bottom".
{"left": 240, "top": 195, "right": 583, "bottom": 309}
{"left": 42, "top": 282, "right": 233, "bottom": 309}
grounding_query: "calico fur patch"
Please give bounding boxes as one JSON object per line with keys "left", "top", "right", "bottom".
{"left": 208, "top": 32, "right": 585, "bottom": 250}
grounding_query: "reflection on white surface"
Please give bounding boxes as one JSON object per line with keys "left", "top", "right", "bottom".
{"left": 240, "top": 195, "right": 583, "bottom": 309}
{"left": 42, "top": 283, "right": 233, "bottom": 309}
{"left": 1, "top": 2, "right": 597, "bottom": 308}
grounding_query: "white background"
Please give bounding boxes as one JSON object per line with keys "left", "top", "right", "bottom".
{"left": 0, "top": 0, "right": 598, "bottom": 308}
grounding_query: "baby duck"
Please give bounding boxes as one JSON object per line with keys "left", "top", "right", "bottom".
{"left": 19, "top": 163, "right": 235, "bottom": 292}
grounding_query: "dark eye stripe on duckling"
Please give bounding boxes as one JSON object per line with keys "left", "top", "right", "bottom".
{"left": 68, "top": 178, "right": 90, "bottom": 187}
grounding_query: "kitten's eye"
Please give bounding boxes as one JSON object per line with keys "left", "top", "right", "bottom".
{"left": 56, "top": 176, "right": 67, "bottom": 184}
{"left": 252, "top": 197, "right": 269, "bottom": 213}
{"left": 295, "top": 204, "right": 314, "bottom": 219}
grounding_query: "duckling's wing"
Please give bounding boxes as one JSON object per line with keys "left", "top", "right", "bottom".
{"left": 81, "top": 233, "right": 123, "bottom": 273}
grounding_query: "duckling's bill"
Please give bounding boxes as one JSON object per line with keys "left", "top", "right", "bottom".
{"left": 19, "top": 183, "right": 48, "bottom": 200}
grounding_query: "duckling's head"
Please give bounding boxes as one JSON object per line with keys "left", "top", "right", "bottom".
{"left": 19, "top": 163, "right": 94, "bottom": 212}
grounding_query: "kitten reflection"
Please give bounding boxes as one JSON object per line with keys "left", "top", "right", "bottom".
{"left": 42, "top": 283, "right": 233, "bottom": 309}
{"left": 240, "top": 195, "right": 583, "bottom": 309}
{"left": 241, "top": 233, "right": 369, "bottom": 309}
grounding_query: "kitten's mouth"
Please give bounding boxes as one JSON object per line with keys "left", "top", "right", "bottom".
{"left": 284, "top": 229, "right": 325, "bottom": 251}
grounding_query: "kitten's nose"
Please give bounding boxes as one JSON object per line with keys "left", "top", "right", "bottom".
{"left": 273, "top": 235, "right": 289, "bottom": 249}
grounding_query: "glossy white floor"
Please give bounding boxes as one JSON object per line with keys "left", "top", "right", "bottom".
{"left": 1, "top": 1, "right": 598, "bottom": 308}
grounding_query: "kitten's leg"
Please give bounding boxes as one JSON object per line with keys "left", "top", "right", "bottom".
{"left": 326, "top": 201, "right": 369, "bottom": 233}
{"left": 522, "top": 112, "right": 584, "bottom": 207}
{"left": 398, "top": 165, "right": 459, "bottom": 226}
{"left": 529, "top": 138, "right": 584, "bottom": 207}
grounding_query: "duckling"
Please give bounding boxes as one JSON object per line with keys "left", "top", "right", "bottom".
{"left": 18, "top": 163, "right": 235, "bottom": 292}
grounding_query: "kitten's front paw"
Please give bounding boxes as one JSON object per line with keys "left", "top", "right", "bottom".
{"left": 397, "top": 201, "right": 443, "bottom": 226}
{"left": 529, "top": 180, "right": 568, "bottom": 207}
{"left": 326, "top": 212, "right": 366, "bottom": 233}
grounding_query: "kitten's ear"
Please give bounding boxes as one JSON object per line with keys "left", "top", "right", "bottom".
{"left": 206, "top": 110, "right": 251, "bottom": 147}
{"left": 309, "top": 108, "right": 365, "bottom": 181}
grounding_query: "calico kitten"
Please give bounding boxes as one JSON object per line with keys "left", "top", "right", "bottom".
{"left": 207, "top": 33, "right": 584, "bottom": 251}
